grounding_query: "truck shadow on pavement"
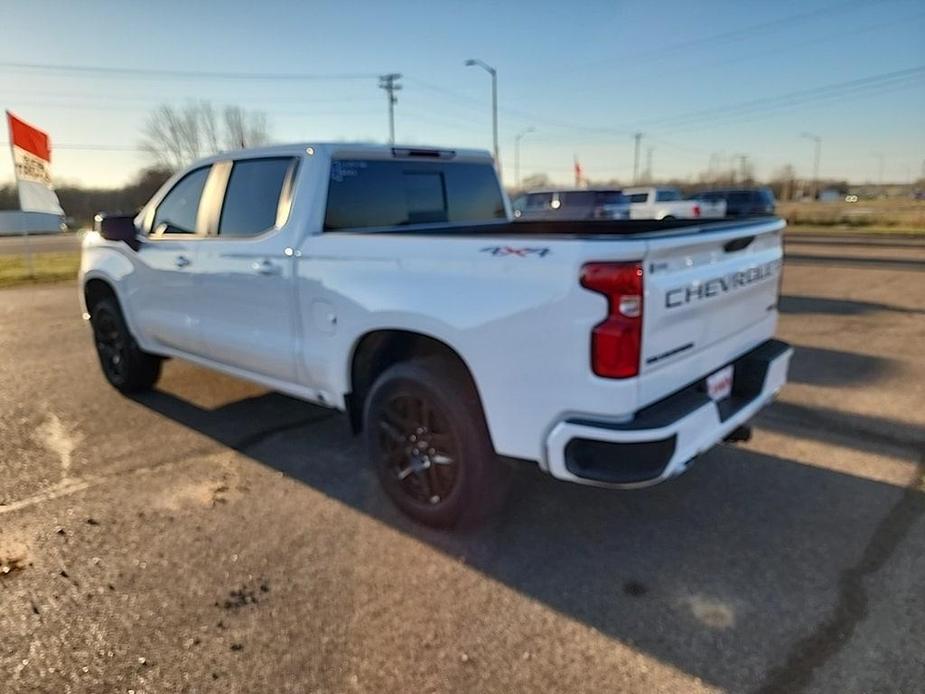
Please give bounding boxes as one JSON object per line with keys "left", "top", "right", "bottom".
{"left": 783, "top": 254, "right": 925, "bottom": 272}
{"left": 786, "top": 344, "right": 899, "bottom": 387}
{"left": 779, "top": 294, "right": 925, "bottom": 316}
{"left": 131, "top": 379, "right": 925, "bottom": 693}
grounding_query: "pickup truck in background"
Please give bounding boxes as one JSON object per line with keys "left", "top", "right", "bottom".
{"left": 80, "top": 143, "right": 791, "bottom": 527}
{"left": 623, "top": 186, "right": 726, "bottom": 220}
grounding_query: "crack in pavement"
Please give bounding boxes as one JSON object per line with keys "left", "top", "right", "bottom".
{"left": 0, "top": 413, "right": 337, "bottom": 516}
{"left": 754, "top": 454, "right": 925, "bottom": 694}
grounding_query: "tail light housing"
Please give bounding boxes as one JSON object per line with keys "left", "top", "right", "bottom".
{"left": 580, "top": 262, "right": 643, "bottom": 378}
{"left": 692, "top": 204, "right": 701, "bottom": 218}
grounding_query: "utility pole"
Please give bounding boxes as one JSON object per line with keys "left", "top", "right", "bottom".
{"left": 465, "top": 59, "right": 500, "bottom": 176}
{"left": 735, "top": 154, "right": 750, "bottom": 182}
{"left": 633, "top": 132, "right": 643, "bottom": 184}
{"left": 708, "top": 152, "right": 720, "bottom": 181}
{"left": 379, "top": 73, "right": 402, "bottom": 145}
{"left": 513, "top": 126, "right": 534, "bottom": 190}
{"left": 801, "top": 133, "right": 821, "bottom": 199}
{"left": 646, "top": 146, "right": 654, "bottom": 183}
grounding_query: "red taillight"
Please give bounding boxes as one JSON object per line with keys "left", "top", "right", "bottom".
{"left": 692, "top": 204, "right": 701, "bottom": 218}
{"left": 580, "top": 262, "right": 643, "bottom": 378}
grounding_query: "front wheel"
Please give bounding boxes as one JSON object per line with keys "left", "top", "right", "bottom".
{"left": 90, "top": 297, "right": 162, "bottom": 393}
{"left": 363, "top": 357, "right": 509, "bottom": 527}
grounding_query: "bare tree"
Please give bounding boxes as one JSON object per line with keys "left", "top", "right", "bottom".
{"left": 519, "top": 173, "right": 552, "bottom": 191}
{"left": 223, "top": 105, "right": 270, "bottom": 150}
{"left": 199, "top": 101, "right": 220, "bottom": 154}
{"left": 770, "top": 164, "right": 797, "bottom": 201}
{"left": 140, "top": 102, "right": 270, "bottom": 170}
{"left": 140, "top": 105, "right": 190, "bottom": 170}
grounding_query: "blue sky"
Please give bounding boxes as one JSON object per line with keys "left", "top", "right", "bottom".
{"left": 1, "top": 0, "right": 923, "bottom": 187}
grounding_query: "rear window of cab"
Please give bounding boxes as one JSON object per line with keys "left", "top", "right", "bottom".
{"left": 324, "top": 159, "right": 506, "bottom": 231}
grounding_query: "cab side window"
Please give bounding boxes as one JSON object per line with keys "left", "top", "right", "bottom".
{"left": 152, "top": 166, "right": 211, "bottom": 235}
{"left": 218, "top": 157, "right": 296, "bottom": 237}
{"left": 655, "top": 189, "right": 681, "bottom": 202}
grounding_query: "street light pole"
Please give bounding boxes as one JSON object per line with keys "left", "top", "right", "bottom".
{"left": 801, "top": 132, "right": 821, "bottom": 199}
{"left": 465, "top": 59, "right": 500, "bottom": 176}
{"left": 514, "top": 126, "right": 534, "bottom": 190}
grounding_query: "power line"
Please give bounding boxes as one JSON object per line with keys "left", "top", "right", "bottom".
{"left": 662, "top": 72, "right": 924, "bottom": 134}
{"left": 0, "top": 142, "right": 143, "bottom": 151}
{"left": 2, "top": 87, "right": 382, "bottom": 106}
{"left": 636, "top": 66, "right": 925, "bottom": 130}
{"left": 543, "top": 0, "right": 880, "bottom": 78}
{"left": 4, "top": 100, "right": 384, "bottom": 118}
{"left": 0, "top": 61, "right": 380, "bottom": 81}
{"left": 554, "top": 8, "right": 925, "bottom": 102}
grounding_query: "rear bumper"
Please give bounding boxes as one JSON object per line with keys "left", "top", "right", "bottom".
{"left": 544, "top": 339, "right": 792, "bottom": 487}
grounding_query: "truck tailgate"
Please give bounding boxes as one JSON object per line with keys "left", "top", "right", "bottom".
{"left": 640, "top": 218, "right": 783, "bottom": 378}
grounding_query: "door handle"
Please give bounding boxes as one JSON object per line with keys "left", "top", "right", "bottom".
{"left": 251, "top": 259, "right": 282, "bottom": 276}
{"left": 175, "top": 255, "right": 191, "bottom": 268}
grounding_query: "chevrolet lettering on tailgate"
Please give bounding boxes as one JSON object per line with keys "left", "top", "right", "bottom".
{"left": 665, "top": 259, "right": 781, "bottom": 309}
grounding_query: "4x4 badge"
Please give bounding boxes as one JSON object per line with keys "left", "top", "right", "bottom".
{"left": 481, "top": 246, "right": 550, "bottom": 258}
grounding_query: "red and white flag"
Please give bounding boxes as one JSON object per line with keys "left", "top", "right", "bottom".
{"left": 6, "top": 111, "right": 63, "bottom": 214}
{"left": 574, "top": 156, "right": 583, "bottom": 187}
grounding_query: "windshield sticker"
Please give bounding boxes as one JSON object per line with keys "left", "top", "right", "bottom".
{"left": 330, "top": 160, "right": 367, "bottom": 183}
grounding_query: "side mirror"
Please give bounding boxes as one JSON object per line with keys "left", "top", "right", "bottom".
{"left": 94, "top": 213, "right": 140, "bottom": 251}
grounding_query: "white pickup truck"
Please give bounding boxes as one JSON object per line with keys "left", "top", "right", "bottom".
{"left": 623, "top": 186, "right": 726, "bottom": 220}
{"left": 80, "top": 143, "right": 791, "bottom": 527}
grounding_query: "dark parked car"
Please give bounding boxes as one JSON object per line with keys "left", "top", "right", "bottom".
{"left": 691, "top": 188, "right": 776, "bottom": 217}
{"left": 511, "top": 189, "right": 630, "bottom": 220}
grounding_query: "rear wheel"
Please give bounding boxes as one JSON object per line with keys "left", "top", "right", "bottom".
{"left": 363, "top": 357, "right": 509, "bottom": 527}
{"left": 90, "top": 297, "right": 161, "bottom": 393}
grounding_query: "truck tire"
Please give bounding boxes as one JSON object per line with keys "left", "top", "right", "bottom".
{"left": 90, "top": 297, "right": 162, "bottom": 393}
{"left": 363, "top": 357, "right": 509, "bottom": 527}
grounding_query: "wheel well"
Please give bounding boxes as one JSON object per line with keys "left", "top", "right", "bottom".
{"left": 84, "top": 278, "right": 117, "bottom": 315}
{"left": 347, "top": 330, "right": 478, "bottom": 433}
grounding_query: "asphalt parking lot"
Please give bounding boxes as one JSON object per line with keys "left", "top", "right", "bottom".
{"left": 1, "top": 237, "right": 923, "bottom": 693}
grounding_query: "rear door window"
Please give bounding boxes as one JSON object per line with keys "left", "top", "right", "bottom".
{"left": 219, "top": 157, "right": 295, "bottom": 237}
{"left": 525, "top": 193, "right": 553, "bottom": 209}
{"left": 152, "top": 166, "right": 211, "bottom": 235}
{"left": 324, "top": 160, "right": 505, "bottom": 231}
{"left": 627, "top": 192, "right": 649, "bottom": 204}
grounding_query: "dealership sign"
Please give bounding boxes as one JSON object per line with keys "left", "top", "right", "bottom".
{"left": 6, "top": 111, "right": 64, "bottom": 215}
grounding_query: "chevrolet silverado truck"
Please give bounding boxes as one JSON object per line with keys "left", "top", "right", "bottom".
{"left": 80, "top": 143, "right": 792, "bottom": 527}
{"left": 623, "top": 186, "right": 726, "bottom": 220}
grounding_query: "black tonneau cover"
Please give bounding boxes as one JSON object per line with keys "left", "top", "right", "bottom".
{"left": 335, "top": 216, "right": 781, "bottom": 239}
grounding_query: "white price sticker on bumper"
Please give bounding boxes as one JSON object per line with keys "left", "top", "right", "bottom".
{"left": 707, "top": 365, "right": 734, "bottom": 401}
